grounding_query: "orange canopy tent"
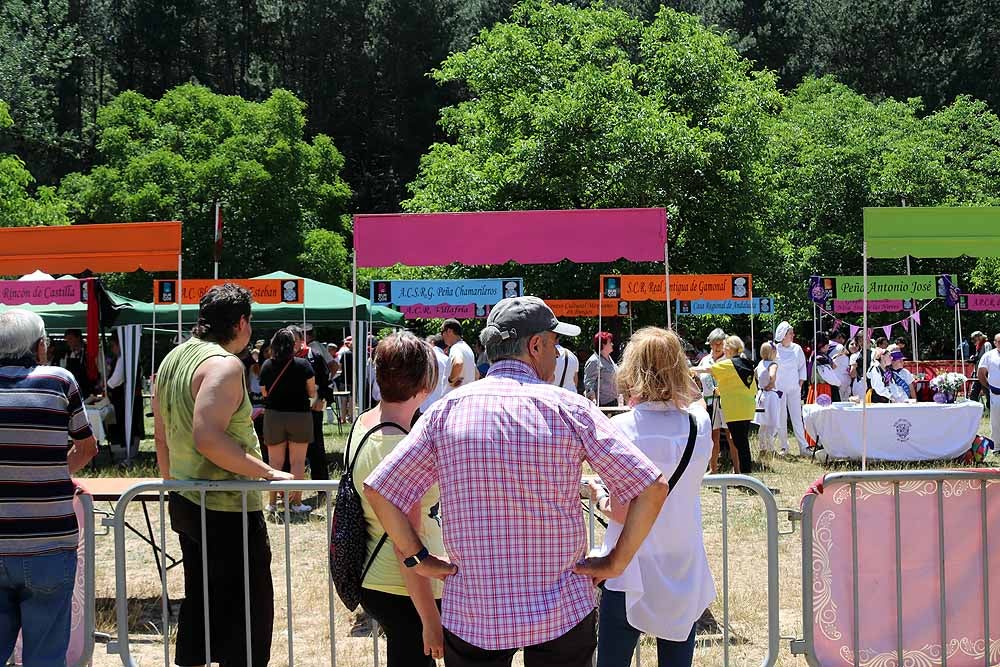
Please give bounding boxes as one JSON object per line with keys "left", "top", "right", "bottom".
{"left": 0, "top": 222, "right": 182, "bottom": 275}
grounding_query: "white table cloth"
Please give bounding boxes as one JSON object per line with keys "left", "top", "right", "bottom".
{"left": 85, "top": 403, "right": 115, "bottom": 443}
{"left": 803, "top": 401, "right": 984, "bottom": 461}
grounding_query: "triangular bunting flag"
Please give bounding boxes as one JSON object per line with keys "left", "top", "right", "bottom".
{"left": 912, "top": 311, "right": 921, "bottom": 326}
{"left": 901, "top": 318, "right": 910, "bottom": 332}
{"left": 882, "top": 325, "right": 892, "bottom": 339}
{"left": 849, "top": 324, "right": 860, "bottom": 338}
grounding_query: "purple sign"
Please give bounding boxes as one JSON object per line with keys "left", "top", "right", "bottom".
{"left": 401, "top": 304, "right": 493, "bottom": 319}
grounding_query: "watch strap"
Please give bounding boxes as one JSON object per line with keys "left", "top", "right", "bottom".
{"left": 403, "top": 546, "right": 429, "bottom": 568}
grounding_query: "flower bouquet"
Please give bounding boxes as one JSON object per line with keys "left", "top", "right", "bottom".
{"left": 929, "top": 373, "right": 966, "bottom": 403}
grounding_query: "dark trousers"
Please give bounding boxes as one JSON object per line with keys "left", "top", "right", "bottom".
{"left": 444, "top": 610, "right": 596, "bottom": 667}
{"left": 597, "top": 589, "right": 695, "bottom": 667}
{"left": 360, "top": 587, "right": 435, "bottom": 667}
{"left": 307, "top": 409, "right": 329, "bottom": 480}
{"left": 168, "top": 493, "right": 274, "bottom": 667}
{"left": 727, "top": 420, "right": 753, "bottom": 474}
{"left": 829, "top": 386, "right": 842, "bottom": 402}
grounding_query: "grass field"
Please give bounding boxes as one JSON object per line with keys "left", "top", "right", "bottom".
{"left": 78, "top": 412, "right": 989, "bottom": 667}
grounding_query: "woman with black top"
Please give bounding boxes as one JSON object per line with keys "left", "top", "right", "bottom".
{"left": 259, "top": 328, "right": 317, "bottom": 513}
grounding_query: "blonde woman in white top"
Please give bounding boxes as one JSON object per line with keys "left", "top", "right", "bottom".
{"left": 590, "top": 327, "right": 716, "bottom": 667}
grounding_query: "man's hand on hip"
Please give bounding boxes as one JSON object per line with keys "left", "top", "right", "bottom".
{"left": 416, "top": 554, "right": 458, "bottom": 581}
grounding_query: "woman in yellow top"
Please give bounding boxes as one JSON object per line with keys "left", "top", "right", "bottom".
{"left": 351, "top": 332, "right": 445, "bottom": 665}
{"left": 692, "top": 335, "right": 757, "bottom": 473}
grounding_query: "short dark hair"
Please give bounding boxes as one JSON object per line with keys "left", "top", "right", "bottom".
{"left": 441, "top": 319, "right": 463, "bottom": 337}
{"left": 427, "top": 334, "right": 447, "bottom": 350}
{"left": 64, "top": 328, "right": 82, "bottom": 339}
{"left": 376, "top": 332, "right": 437, "bottom": 403}
{"left": 894, "top": 337, "right": 906, "bottom": 345}
{"left": 829, "top": 329, "right": 844, "bottom": 341}
{"left": 192, "top": 284, "right": 252, "bottom": 344}
{"left": 816, "top": 332, "right": 830, "bottom": 347}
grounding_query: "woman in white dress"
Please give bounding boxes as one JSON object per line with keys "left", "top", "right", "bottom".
{"left": 589, "top": 327, "right": 715, "bottom": 667}
{"left": 753, "top": 342, "right": 780, "bottom": 455}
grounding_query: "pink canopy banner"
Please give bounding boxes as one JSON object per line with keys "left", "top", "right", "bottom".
{"left": 0, "top": 279, "right": 81, "bottom": 305}
{"left": 353, "top": 208, "right": 667, "bottom": 268}
{"left": 833, "top": 299, "right": 906, "bottom": 313}
{"left": 963, "top": 294, "right": 1000, "bottom": 311}
{"left": 401, "top": 304, "right": 482, "bottom": 319}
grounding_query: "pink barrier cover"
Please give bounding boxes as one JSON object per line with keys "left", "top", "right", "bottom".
{"left": 13, "top": 494, "right": 87, "bottom": 666}
{"left": 353, "top": 208, "right": 667, "bottom": 268}
{"left": 804, "top": 474, "right": 1000, "bottom": 667}
{"left": 0, "top": 279, "right": 80, "bottom": 305}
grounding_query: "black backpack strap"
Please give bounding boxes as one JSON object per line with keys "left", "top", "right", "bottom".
{"left": 347, "top": 417, "right": 409, "bottom": 583}
{"left": 345, "top": 415, "right": 408, "bottom": 475}
{"left": 362, "top": 533, "right": 389, "bottom": 581}
{"left": 667, "top": 413, "right": 699, "bottom": 491}
{"left": 558, "top": 348, "right": 570, "bottom": 388}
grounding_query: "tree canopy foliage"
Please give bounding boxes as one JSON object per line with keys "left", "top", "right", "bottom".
{"left": 58, "top": 85, "right": 352, "bottom": 289}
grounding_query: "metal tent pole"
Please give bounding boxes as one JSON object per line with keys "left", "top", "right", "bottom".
{"left": 665, "top": 242, "right": 672, "bottom": 330}
{"left": 862, "top": 241, "right": 869, "bottom": 471}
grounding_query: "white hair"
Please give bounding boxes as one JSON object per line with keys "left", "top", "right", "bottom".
{"left": 0, "top": 309, "right": 46, "bottom": 359}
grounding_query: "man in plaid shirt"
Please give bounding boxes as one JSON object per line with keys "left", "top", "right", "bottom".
{"left": 365, "top": 296, "right": 668, "bottom": 666}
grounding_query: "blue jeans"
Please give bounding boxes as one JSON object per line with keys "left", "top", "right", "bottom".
{"left": 597, "top": 588, "right": 696, "bottom": 667}
{"left": 0, "top": 550, "right": 77, "bottom": 667}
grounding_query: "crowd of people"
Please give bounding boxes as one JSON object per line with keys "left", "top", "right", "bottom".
{"left": 3, "top": 282, "right": 1000, "bottom": 667}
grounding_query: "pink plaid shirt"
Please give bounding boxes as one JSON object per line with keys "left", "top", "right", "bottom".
{"left": 365, "top": 359, "right": 661, "bottom": 650}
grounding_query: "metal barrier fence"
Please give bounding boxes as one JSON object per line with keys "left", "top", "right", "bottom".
{"left": 793, "top": 469, "right": 1000, "bottom": 667}
{"left": 105, "top": 475, "right": 785, "bottom": 667}
{"left": 584, "top": 474, "right": 784, "bottom": 667}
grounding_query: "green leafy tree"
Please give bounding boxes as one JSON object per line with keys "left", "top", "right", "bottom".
{"left": 59, "top": 85, "right": 352, "bottom": 292}
{"left": 0, "top": 100, "right": 71, "bottom": 228}
{"left": 763, "top": 77, "right": 1000, "bottom": 340}
{"left": 404, "top": 0, "right": 783, "bottom": 319}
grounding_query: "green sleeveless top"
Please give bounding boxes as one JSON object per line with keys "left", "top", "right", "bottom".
{"left": 156, "top": 338, "right": 263, "bottom": 512}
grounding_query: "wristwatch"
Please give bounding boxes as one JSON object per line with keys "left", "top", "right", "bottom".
{"left": 403, "top": 546, "right": 430, "bottom": 568}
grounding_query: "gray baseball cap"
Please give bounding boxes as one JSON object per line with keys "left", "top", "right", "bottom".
{"left": 481, "top": 296, "right": 581, "bottom": 345}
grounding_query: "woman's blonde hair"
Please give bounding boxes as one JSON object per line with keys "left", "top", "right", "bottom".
{"left": 617, "top": 327, "right": 700, "bottom": 407}
{"left": 724, "top": 335, "right": 744, "bottom": 356}
{"left": 759, "top": 341, "right": 776, "bottom": 361}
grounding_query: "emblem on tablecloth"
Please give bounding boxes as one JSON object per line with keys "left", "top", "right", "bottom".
{"left": 893, "top": 418, "right": 912, "bottom": 442}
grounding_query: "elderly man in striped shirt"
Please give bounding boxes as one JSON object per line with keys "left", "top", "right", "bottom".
{"left": 0, "top": 309, "right": 97, "bottom": 667}
{"left": 365, "top": 296, "right": 667, "bottom": 667}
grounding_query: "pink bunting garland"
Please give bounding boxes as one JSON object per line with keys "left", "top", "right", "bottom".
{"left": 817, "top": 303, "right": 926, "bottom": 340}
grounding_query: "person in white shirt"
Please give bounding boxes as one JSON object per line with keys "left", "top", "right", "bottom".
{"left": 420, "top": 335, "right": 450, "bottom": 414}
{"left": 977, "top": 340, "right": 1000, "bottom": 440}
{"left": 589, "top": 327, "right": 714, "bottom": 667}
{"left": 867, "top": 347, "right": 894, "bottom": 403}
{"left": 694, "top": 328, "right": 733, "bottom": 473}
{"left": 886, "top": 346, "right": 915, "bottom": 402}
{"left": 440, "top": 319, "right": 477, "bottom": 390}
{"left": 773, "top": 321, "right": 808, "bottom": 455}
{"left": 551, "top": 340, "right": 579, "bottom": 391}
{"left": 753, "top": 342, "right": 780, "bottom": 454}
{"left": 829, "top": 330, "right": 852, "bottom": 399}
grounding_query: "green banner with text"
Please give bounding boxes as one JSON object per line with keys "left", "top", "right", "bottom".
{"left": 827, "top": 275, "right": 944, "bottom": 300}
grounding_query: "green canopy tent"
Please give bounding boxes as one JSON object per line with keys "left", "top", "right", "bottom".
{"left": 3, "top": 272, "right": 404, "bottom": 330}
{"left": 859, "top": 206, "right": 1000, "bottom": 468}
{"left": 116, "top": 271, "right": 403, "bottom": 327}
